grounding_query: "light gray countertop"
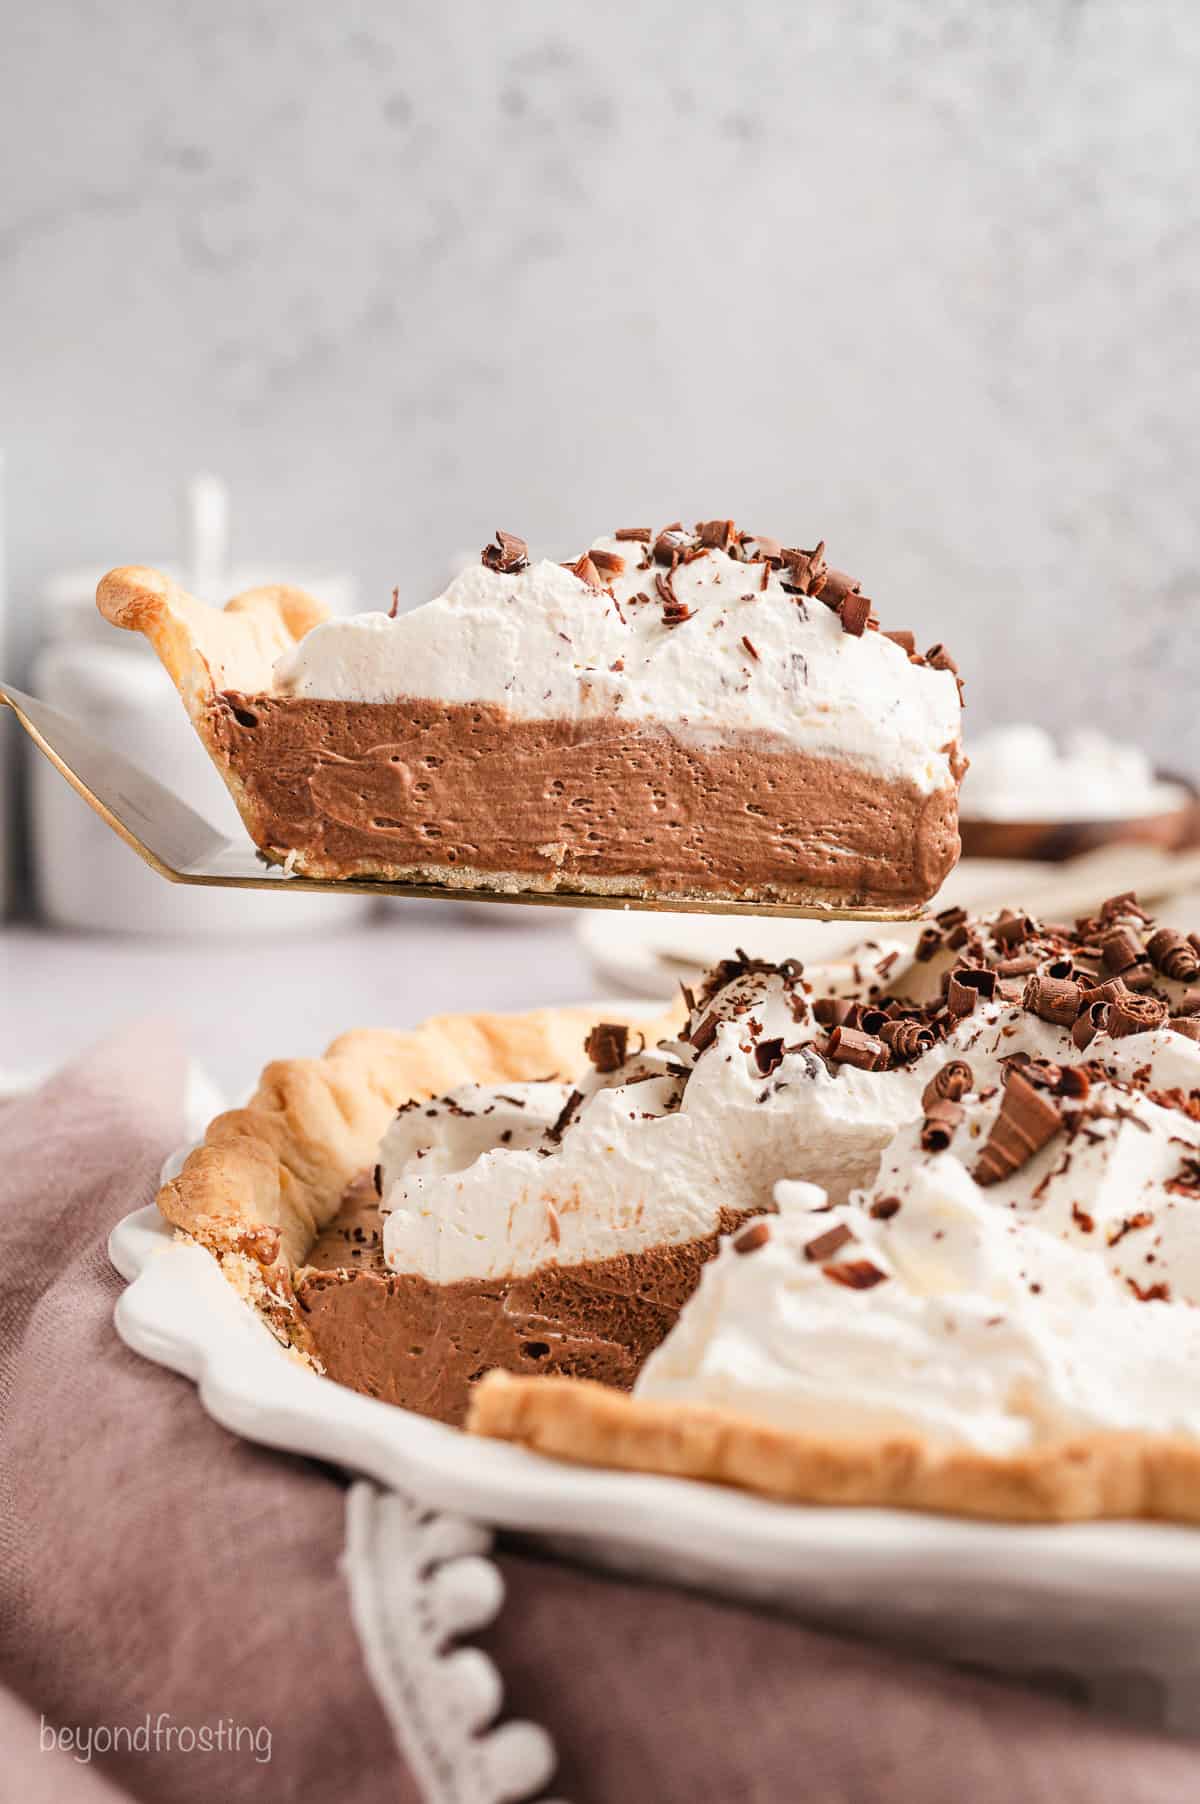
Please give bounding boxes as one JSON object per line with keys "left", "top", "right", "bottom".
{"left": 0, "top": 903, "right": 621, "bottom": 1101}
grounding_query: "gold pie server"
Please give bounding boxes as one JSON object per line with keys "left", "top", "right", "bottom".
{"left": 0, "top": 682, "right": 924, "bottom": 921}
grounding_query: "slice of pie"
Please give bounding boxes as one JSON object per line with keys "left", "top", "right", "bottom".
{"left": 97, "top": 521, "right": 964, "bottom": 909}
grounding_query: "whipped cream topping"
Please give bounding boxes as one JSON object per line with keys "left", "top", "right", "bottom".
{"left": 632, "top": 898, "right": 1200, "bottom": 1451}
{"left": 962, "top": 725, "right": 1189, "bottom": 822}
{"left": 273, "top": 526, "right": 962, "bottom": 791}
{"left": 637, "top": 1177, "right": 1200, "bottom": 1452}
{"left": 380, "top": 894, "right": 1200, "bottom": 1455}
{"left": 379, "top": 949, "right": 927, "bottom": 1284}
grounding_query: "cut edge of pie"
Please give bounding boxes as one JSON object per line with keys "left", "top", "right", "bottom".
{"left": 155, "top": 1001, "right": 678, "bottom": 1371}
{"left": 466, "top": 1371, "right": 1200, "bottom": 1525}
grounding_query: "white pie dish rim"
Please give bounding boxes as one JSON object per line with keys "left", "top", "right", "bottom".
{"left": 111, "top": 1176, "right": 1200, "bottom": 1732}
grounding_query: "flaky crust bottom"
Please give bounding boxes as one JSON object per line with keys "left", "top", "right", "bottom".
{"left": 466, "top": 1372, "right": 1200, "bottom": 1525}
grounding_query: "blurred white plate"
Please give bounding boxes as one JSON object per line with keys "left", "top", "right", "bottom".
{"left": 112, "top": 1156, "right": 1200, "bottom": 1732}
{"left": 579, "top": 849, "right": 1200, "bottom": 998}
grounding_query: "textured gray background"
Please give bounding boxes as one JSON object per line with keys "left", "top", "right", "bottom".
{"left": 3, "top": 0, "right": 1198, "bottom": 760}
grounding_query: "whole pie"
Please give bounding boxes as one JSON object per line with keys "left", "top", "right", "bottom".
{"left": 96, "top": 521, "right": 964, "bottom": 910}
{"left": 159, "top": 895, "right": 1200, "bottom": 1522}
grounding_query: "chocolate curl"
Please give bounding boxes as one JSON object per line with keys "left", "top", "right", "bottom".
{"left": 1100, "top": 927, "right": 1147, "bottom": 976}
{"left": 584, "top": 1021, "right": 630, "bottom": 1074}
{"left": 733, "top": 1220, "right": 772, "bottom": 1255}
{"left": 567, "top": 553, "right": 604, "bottom": 588}
{"left": 615, "top": 526, "right": 652, "bottom": 542}
{"left": 653, "top": 524, "right": 691, "bottom": 565}
{"left": 1057, "top": 1065, "right": 1091, "bottom": 1101}
{"left": 922, "top": 1060, "right": 973, "bottom": 1109}
{"left": 588, "top": 547, "right": 627, "bottom": 579}
{"left": 823, "top": 1259, "right": 889, "bottom": 1290}
{"left": 1023, "top": 973, "right": 1083, "bottom": 1028}
{"left": 1107, "top": 992, "right": 1169, "bottom": 1038}
{"left": 879, "top": 1019, "right": 935, "bottom": 1061}
{"left": 995, "top": 954, "right": 1040, "bottom": 978}
{"left": 883, "top": 629, "right": 916, "bottom": 654}
{"left": 1072, "top": 1001, "right": 1110, "bottom": 1051}
{"left": 482, "top": 529, "right": 529, "bottom": 573}
{"left": 921, "top": 1099, "right": 964, "bottom": 1153}
{"left": 840, "top": 591, "right": 872, "bottom": 637}
{"left": 973, "top": 1070, "right": 1063, "bottom": 1187}
{"left": 946, "top": 967, "right": 996, "bottom": 1017}
{"left": 992, "top": 912, "right": 1034, "bottom": 949}
{"left": 817, "top": 567, "right": 859, "bottom": 610}
{"left": 781, "top": 542, "right": 828, "bottom": 596}
{"left": 696, "top": 518, "right": 737, "bottom": 550}
{"left": 804, "top": 1222, "right": 855, "bottom": 1262}
{"left": 1170, "top": 1018, "right": 1200, "bottom": 1043}
{"left": 1147, "top": 928, "right": 1200, "bottom": 984}
{"left": 813, "top": 997, "right": 855, "bottom": 1027}
{"left": 825, "top": 1027, "right": 889, "bottom": 1071}
{"left": 1175, "top": 988, "right": 1200, "bottom": 1017}
{"left": 1079, "top": 977, "right": 1132, "bottom": 1010}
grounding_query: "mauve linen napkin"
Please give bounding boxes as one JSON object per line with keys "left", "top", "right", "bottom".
{"left": 2, "top": 1025, "right": 1199, "bottom": 1804}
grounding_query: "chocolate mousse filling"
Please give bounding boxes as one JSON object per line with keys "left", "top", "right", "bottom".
{"left": 206, "top": 693, "right": 962, "bottom": 905}
{"left": 293, "top": 1175, "right": 760, "bottom": 1426}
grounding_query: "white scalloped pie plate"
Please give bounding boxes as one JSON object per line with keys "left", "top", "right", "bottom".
{"left": 111, "top": 1186, "right": 1200, "bottom": 1732}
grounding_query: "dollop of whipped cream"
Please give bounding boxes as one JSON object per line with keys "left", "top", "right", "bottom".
{"left": 962, "top": 725, "right": 1189, "bottom": 822}
{"left": 273, "top": 525, "right": 962, "bottom": 790}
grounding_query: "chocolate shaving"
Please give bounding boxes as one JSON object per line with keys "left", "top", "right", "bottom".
{"left": 733, "top": 1220, "right": 772, "bottom": 1255}
{"left": 1147, "top": 928, "right": 1200, "bottom": 984}
{"left": 804, "top": 1222, "right": 855, "bottom": 1262}
{"left": 883, "top": 629, "right": 916, "bottom": 654}
{"left": 584, "top": 1021, "right": 630, "bottom": 1073}
{"left": 870, "top": 1196, "right": 901, "bottom": 1220}
{"left": 879, "top": 1019, "right": 935, "bottom": 1061}
{"left": 1023, "top": 973, "right": 1083, "bottom": 1028}
{"left": 372, "top": 1163, "right": 383, "bottom": 1197}
{"left": 922, "top": 1060, "right": 973, "bottom": 1108}
{"left": 653, "top": 524, "right": 690, "bottom": 565}
{"left": 780, "top": 542, "right": 827, "bottom": 596}
{"left": 741, "top": 635, "right": 760, "bottom": 661}
{"left": 947, "top": 967, "right": 996, "bottom": 1016}
{"left": 482, "top": 530, "right": 529, "bottom": 573}
{"left": 588, "top": 547, "right": 626, "bottom": 578}
{"left": 921, "top": 1099, "right": 964, "bottom": 1152}
{"left": 992, "top": 913, "right": 1033, "bottom": 948}
{"left": 615, "top": 526, "right": 652, "bottom": 542}
{"left": 824, "top": 1259, "right": 888, "bottom": 1291}
{"left": 753, "top": 1036, "right": 785, "bottom": 1076}
{"left": 696, "top": 519, "right": 737, "bottom": 550}
{"left": 817, "top": 568, "right": 859, "bottom": 610}
{"left": 1169, "top": 1017, "right": 1200, "bottom": 1042}
{"left": 974, "top": 1069, "right": 1062, "bottom": 1186}
{"left": 546, "top": 1089, "right": 584, "bottom": 1143}
{"left": 839, "top": 591, "right": 872, "bottom": 637}
{"left": 1100, "top": 927, "right": 1146, "bottom": 975}
{"left": 826, "top": 1026, "right": 889, "bottom": 1071}
{"left": 388, "top": 587, "right": 400, "bottom": 619}
{"left": 567, "top": 552, "right": 604, "bottom": 588}
{"left": 746, "top": 532, "right": 782, "bottom": 562}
